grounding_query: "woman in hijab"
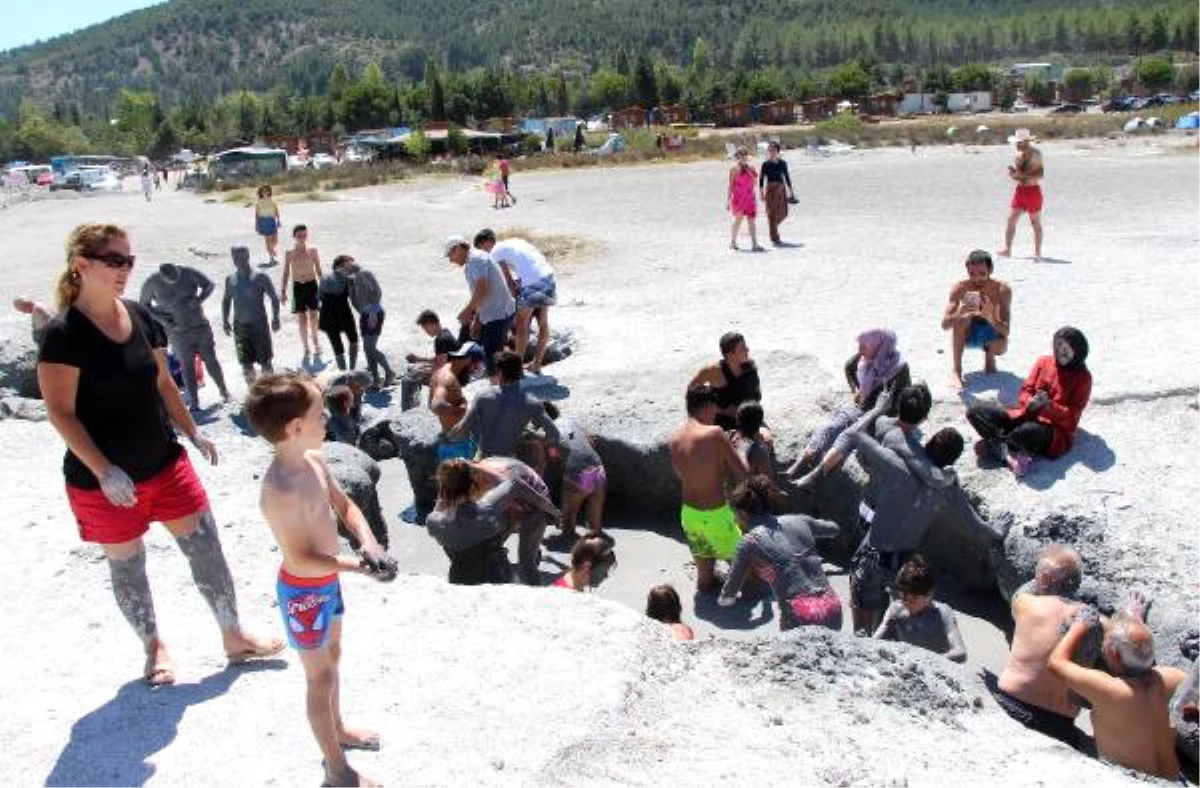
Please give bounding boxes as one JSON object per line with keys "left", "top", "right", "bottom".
{"left": 787, "top": 328, "right": 910, "bottom": 478}
{"left": 966, "top": 326, "right": 1091, "bottom": 477}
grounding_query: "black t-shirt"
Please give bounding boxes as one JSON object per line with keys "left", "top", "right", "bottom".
{"left": 434, "top": 328, "right": 460, "bottom": 356}
{"left": 39, "top": 299, "right": 181, "bottom": 489}
{"left": 759, "top": 159, "right": 793, "bottom": 188}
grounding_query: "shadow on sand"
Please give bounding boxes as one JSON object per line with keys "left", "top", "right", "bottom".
{"left": 1022, "top": 428, "right": 1116, "bottom": 491}
{"left": 1030, "top": 256, "right": 1073, "bottom": 265}
{"left": 45, "top": 660, "right": 286, "bottom": 787}
{"left": 958, "top": 369, "right": 1025, "bottom": 405}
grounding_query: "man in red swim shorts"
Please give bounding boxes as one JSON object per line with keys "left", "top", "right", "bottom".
{"left": 999, "top": 128, "right": 1044, "bottom": 259}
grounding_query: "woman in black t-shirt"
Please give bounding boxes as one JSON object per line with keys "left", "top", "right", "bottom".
{"left": 38, "top": 223, "right": 281, "bottom": 687}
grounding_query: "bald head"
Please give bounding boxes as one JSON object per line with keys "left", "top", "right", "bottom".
{"left": 1035, "top": 544, "right": 1082, "bottom": 597}
{"left": 1107, "top": 618, "right": 1155, "bottom": 676}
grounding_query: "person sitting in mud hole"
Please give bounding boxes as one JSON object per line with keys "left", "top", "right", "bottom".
{"left": 551, "top": 536, "right": 616, "bottom": 591}
{"left": 646, "top": 584, "right": 695, "bottom": 641}
{"left": 543, "top": 402, "right": 608, "bottom": 541}
{"left": 874, "top": 554, "right": 967, "bottom": 663}
{"left": 1049, "top": 605, "right": 1188, "bottom": 781}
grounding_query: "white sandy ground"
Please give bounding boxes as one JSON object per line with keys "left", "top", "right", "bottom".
{"left": 0, "top": 135, "right": 1196, "bottom": 786}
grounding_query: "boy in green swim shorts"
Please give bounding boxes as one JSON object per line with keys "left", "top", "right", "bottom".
{"left": 680, "top": 503, "right": 742, "bottom": 561}
{"left": 670, "top": 384, "right": 749, "bottom": 591}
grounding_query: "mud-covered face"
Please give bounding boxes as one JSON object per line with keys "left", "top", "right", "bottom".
{"left": 1053, "top": 336, "right": 1075, "bottom": 367}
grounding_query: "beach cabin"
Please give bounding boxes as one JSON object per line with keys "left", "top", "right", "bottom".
{"left": 860, "top": 93, "right": 899, "bottom": 117}
{"left": 714, "top": 102, "right": 749, "bottom": 128}
{"left": 759, "top": 99, "right": 796, "bottom": 126}
{"left": 800, "top": 97, "right": 838, "bottom": 122}
{"left": 610, "top": 106, "right": 648, "bottom": 130}
{"left": 658, "top": 104, "right": 690, "bottom": 126}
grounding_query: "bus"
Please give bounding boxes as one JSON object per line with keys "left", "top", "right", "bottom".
{"left": 49, "top": 155, "right": 128, "bottom": 179}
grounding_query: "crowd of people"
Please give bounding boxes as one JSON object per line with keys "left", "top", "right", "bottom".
{"left": 26, "top": 129, "right": 1196, "bottom": 787}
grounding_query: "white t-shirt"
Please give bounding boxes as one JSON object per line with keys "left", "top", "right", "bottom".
{"left": 490, "top": 239, "right": 553, "bottom": 284}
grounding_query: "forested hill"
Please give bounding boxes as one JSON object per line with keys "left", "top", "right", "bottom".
{"left": 1, "top": 0, "right": 1196, "bottom": 118}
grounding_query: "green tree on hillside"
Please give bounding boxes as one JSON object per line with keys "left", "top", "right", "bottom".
{"left": 826, "top": 62, "right": 871, "bottom": 99}
{"left": 341, "top": 62, "right": 392, "bottom": 131}
{"left": 1135, "top": 55, "right": 1175, "bottom": 91}
{"left": 424, "top": 59, "right": 446, "bottom": 120}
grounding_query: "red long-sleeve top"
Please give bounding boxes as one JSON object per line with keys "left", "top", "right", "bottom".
{"left": 1006, "top": 356, "right": 1092, "bottom": 458}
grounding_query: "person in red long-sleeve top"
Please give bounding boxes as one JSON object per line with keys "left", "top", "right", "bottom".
{"left": 966, "top": 327, "right": 1091, "bottom": 478}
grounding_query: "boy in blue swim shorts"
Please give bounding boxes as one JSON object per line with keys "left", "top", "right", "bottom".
{"left": 245, "top": 372, "right": 398, "bottom": 787}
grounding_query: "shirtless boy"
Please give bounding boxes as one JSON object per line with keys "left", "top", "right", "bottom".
{"left": 280, "top": 224, "right": 323, "bottom": 365}
{"left": 1050, "top": 610, "right": 1187, "bottom": 780}
{"left": 429, "top": 342, "right": 485, "bottom": 462}
{"left": 991, "top": 544, "right": 1087, "bottom": 749}
{"left": 999, "top": 128, "right": 1045, "bottom": 258}
{"left": 941, "top": 250, "right": 1011, "bottom": 390}
{"left": 669, "top": 384, "right": 749, "bottom": 591}
{"left": 245, "top": 372, "right": 397, "bottom": 788}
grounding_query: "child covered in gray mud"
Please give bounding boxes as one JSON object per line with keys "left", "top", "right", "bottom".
{"left": 874, "top": 554, "right": 967, "bottom": 663}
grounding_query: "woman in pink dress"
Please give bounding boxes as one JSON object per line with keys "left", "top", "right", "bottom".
{"left": 727, "top": 147, "right": 763, "bottom": 251}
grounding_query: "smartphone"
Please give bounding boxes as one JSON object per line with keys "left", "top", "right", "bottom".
{"left": 962, "top": 291, "right": 981, "bottom": 310}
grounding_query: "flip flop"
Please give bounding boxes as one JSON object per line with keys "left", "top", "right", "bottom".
{"left": 143, "top": 658, "right": 175, "bottom": 688}
{"left": 226, "top": 638, "right": 285, "bottom": 664}
{"left": 339, "top": 736, "right": 382, "bottom": 752}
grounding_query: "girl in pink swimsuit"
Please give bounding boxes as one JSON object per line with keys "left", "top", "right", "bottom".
{"left": 727, "top": 147, "right": 763, "bottom": 251}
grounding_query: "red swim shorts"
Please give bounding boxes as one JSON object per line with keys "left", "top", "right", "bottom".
{"left": 66, "top": 451, "right": 209, "bottom": 544}
{"left": 1011, "top": 184, "right": 1043, "bottom": 214}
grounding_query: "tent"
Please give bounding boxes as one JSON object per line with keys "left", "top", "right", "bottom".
{"left": 1123, "top": 117, "right": 1147, "bottom": 133}
{"left": 1175, "top": 112, "right": 1199, "bottom": 130}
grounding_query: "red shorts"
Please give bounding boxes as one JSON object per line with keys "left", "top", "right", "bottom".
{"left": 1011, "top": 184, "right": 1043, "bottom": 214}
{"left": 66, "top": 451, "right": 209, "bottom": 544}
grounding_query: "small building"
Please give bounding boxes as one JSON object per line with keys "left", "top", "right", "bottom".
{"left": 610, "top": 106, "right": 647, "bottom": 130}
{"left": 481, "top": 117, "right": 518, "bottom": 134}
{"left": 714, "top": 101, "right": 749, "bottom": 128}
{"left": 800, "top": 97, "right": 838, "bottom": 122}
{"left": 658, "top": 104, "right": 690, "bottom": 125}
{"left": 860, "top": 93, "right": 899, "bottom": 117}
{"left": 1008, "top": 63, "right": 1067, "bottom": 85}
{"left": 759, "top": 98, "right": 796, "bottom": 126}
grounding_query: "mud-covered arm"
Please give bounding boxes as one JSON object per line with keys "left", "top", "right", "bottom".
{"left": 719, "top": 532, "right": 759, "bottom": 604}
{"left": 940, "top": 605, "right": 968, "bottom": 663}
{"left": 873, "top": 601, "right": 902, "bottom": 640}
{"left": 1048, "top": 618, "right": 1125, "bottom": 707}
{"left": 880, "top": 431, "right": 953, "bottom": 489}
{"left": 938, "top": 482, "right": 1007, "bottom": 542}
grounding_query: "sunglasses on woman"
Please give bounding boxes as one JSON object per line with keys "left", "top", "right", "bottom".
{"left": 90, "top": 252, "right": 136, "bottom": 270}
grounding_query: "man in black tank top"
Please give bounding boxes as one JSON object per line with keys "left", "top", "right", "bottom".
{"left": 688, "top": 332, "right": 763, "bottom": 430}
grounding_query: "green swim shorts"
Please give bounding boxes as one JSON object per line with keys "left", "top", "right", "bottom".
{"left": 680, "top": 503, "right": 741, "bottom": 560}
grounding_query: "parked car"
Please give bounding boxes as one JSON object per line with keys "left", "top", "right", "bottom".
{"left": 84, "top": 169, "right": 123, "bottom": 191}
{"left": 1051, "top": 103, "right": 1084, "bottom": 114}
{"left": 1102, "top": 97, "right": 1134, "bottom": 113}
{"left": 311, "top": 153, "right": 338, "bottom": 170}
{"left": 49, "top": 171, "right": 86, "bottom": 191}
{"left": 1010, "top": 99, "right": 1030, "bottom": 113}
{"left": 1189, "top": 90, "right": 1199, "bottom": 103}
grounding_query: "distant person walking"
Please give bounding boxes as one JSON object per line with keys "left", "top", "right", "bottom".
{"left": 758, "top": 142, "right": 795, "bottom": 246}
{"left": 140, "top": 166, "right": 153, "bottom": 202}
{"left": 254, "top": 184, "right": 282, "bottom": 265}
{"left": 999, "top": 128, "right": 1044, "bottom": 259}
{"left": 727, "top": 147, "right": 762, "bottom": 251}
{"left": 574, "top": 123, "right": 586, "bottom": 154}
{"left": 318, "top": 256, "right": 360, "bottom": 372}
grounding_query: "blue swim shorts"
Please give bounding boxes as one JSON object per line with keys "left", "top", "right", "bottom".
{"left": 277, "top": 569, "right": 344, "bottom": 651}
{"left": 256, "top": 215, "right": 278, "bottom": 237}
{"left": 966, "top": 318, "right": 999, "bottom": 350}
{"left": 436, "top": 436, "right": 478, "bottom": 463}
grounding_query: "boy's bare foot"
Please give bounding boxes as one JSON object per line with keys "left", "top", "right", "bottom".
{"left": 144, "top": 641, "right": 175, "bottom": 687}
{"left": 338, "top": 725, "right": 381, "bottom": 752}
{"left": 949, "top": 371, "right": 964, "bottom": 391}
{"left": 996, "top": 247, "right": 1011, "bottom": 257}
{"left": 224, "top": 630, "right": 285, "bottom": 663}
{"left": 323, "top": 764, "right": 381, "bottom": 787}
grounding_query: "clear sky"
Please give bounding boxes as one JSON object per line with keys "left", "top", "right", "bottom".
{"left": 1, "top": 1, "right": 165, "bottom": 53}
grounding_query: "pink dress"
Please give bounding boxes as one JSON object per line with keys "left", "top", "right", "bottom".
{"left": 729, "top": 164, "right": 758, "bottom": 218}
